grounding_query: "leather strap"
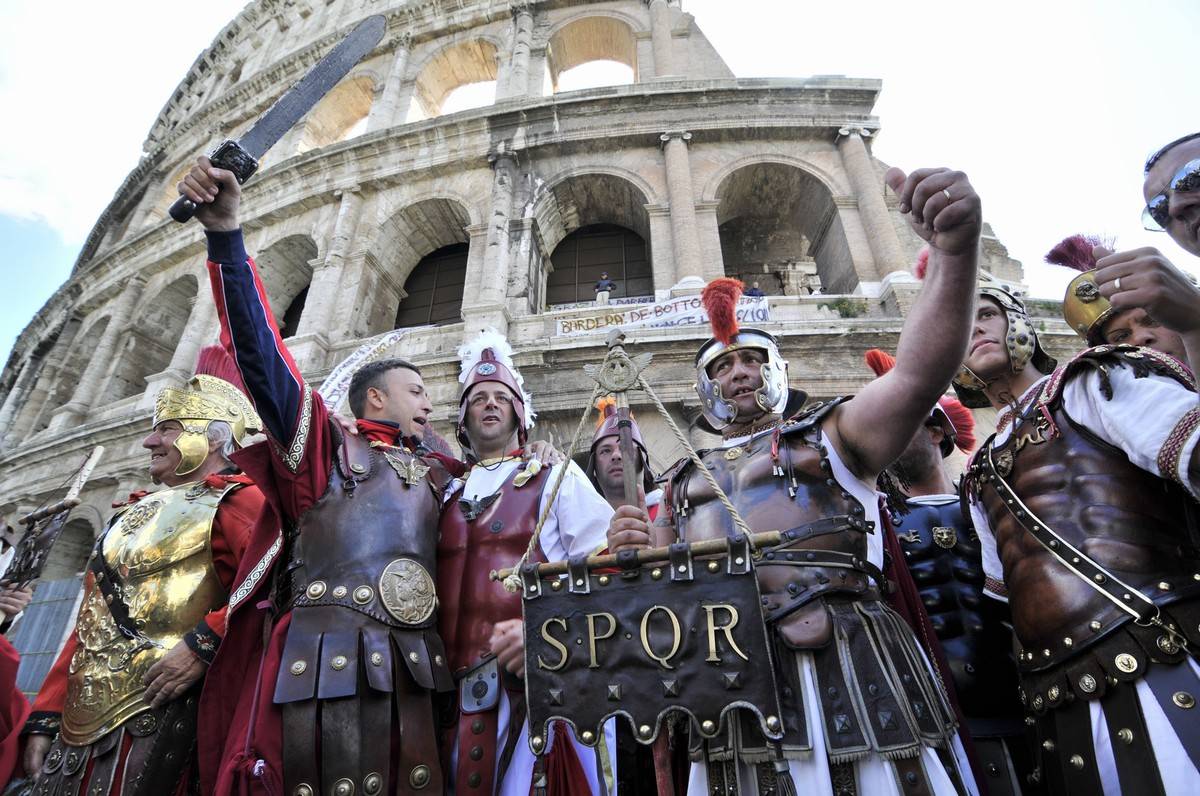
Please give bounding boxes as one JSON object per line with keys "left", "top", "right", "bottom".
{"left": 970, "top": 737, "right": 1020, "bottom": 796}
{"left": 1051, "top": 696, "right": 1103, "bottom": 795}
{"left": 1100, "top": 681, "right": 1165, "bottom": 796}
{"left": 892, "top": 756, "right": 933, "bottom": 796}
{"left": 281, "top": 700, "right": 319, "bottom": 794}
{"left": 454, "top": 706, "right": 498, "bottom": 793}
{"left": 320, "top": 689, "right": 361, "bottom": 794}
{"left": 394, "top": 656, "right": 442, "bottom": 795}
{"left": 87, "top": 540, "right": 162, "bottom": 652}
{"left": 1142, "top": 659, "right": 1200, "bottom": 773}
{"left": 982, "top": 445, "right": 1185, "bottom": 647}
{"left": 83, "top": 728, "right": 121, "bottom": 796}
{"left": 358, "top": 677, "right": 391, "bottom": 795}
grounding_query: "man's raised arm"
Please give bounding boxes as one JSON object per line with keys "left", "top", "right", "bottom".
{"left": 832, "top": 167, "right": 982, "bottom": 479}
{"left": 179, "top": 156, "right": 312, "bottom": 461}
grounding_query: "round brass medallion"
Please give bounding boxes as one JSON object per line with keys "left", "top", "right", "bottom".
{"left": 409, "top": 765, "right": 430, "bottom": 789}
{"left": 1172, "top": 691, "right": 1196, "bottom": 709}
{"left": 353, "top": 586, "right": 373, "bottom": 604}
{"left": 332, "top": 778, "right": 354, "bottom": 796}
{"left": 1114, "top": 653, "right": 1138, "bottom": 674}
{"left": 331, "top": 655, "right": 348, "bottom": 671}
{"left": 290, "top": 660, "right": 307, "bottom": 676}
{"left": 306, "top": 581, "right": 327, "bottom": 599}
{"left": 377, "top": 558, "right": 437, "bottom": 624}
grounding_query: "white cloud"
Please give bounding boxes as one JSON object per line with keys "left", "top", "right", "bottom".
{"left": 0, "top": 1, "right": 247, "bottom": 245}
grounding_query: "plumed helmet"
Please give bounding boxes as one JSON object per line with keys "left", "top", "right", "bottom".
{"left": 585, "top": 397, "right": 656, "bottom": 494}
{"left": 951, "top": 284, "right": 1058, "bottom": 408}
{"left": 153, "top": 346, "right": 263, "bottom": 477}
{"left": 864, "top": 349, "right": 976, "bottom": 456}
{"left": 694, "top": 278, "right": 789, "bottom": 432}
{"left": 455, "top": 330, "right": 535, "bottom": 454}
{"left": 1049, "top": 234, "right": 1115, "bottom": 345}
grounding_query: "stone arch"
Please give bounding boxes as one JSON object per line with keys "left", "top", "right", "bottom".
{"left": 533, "top": 172, "right": 655, "bottom": 306}
{"left": 532, "top": 170, "right": 654, "bottom": 256}
{"left": 701, "top": 154, "right": 844, "bottom": 204}
{"left": 102, "top": 275, "right": 199, "bottom": 404}
{"left": 295, "top": 73, "right": 377, "bottom": 154}
{"left": 546, "top": 15, "right": 639, "bottom": 92}
{"left": 374, "top": 197, "right": 474, "bottom": 331}
{"left": 254, "top": 235, "right": 319, "bottom": 338}
{"left": 30, "top": 317, "right": 105, "bottom": 435}
{"left": 409, "top": 38, "right": 500, "bottom": 119}
{"left": 714, "top": 161, "right": 856, "bottom": 295}
{"left": 41, "top": 516, "right": 96, "bottom": 579}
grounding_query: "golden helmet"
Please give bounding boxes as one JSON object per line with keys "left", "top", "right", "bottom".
{"left": 152, "top": 347, "right": 263, "bottom": 477}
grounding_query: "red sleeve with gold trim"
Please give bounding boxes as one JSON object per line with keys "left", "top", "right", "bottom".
{"left": 25, "top": 619, "right": 79, "bottom": 735}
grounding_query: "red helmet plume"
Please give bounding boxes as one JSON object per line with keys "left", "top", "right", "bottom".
{"left": 194, "top": 345, "right": 248, "bottom": 394}
{"left": 1045, "top": 234, "right": 1105, "bottom": 272}
{"left": 938, "top": 397, "right": 976, "bottom": 453}
{"left": 701, "top": 278, "right": 744, "bottom": 345}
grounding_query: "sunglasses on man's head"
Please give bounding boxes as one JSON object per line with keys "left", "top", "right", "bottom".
{"left": 1143, "top": 158, "right": 1200, "bottom": 230}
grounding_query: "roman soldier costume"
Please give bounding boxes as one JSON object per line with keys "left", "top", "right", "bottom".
{"left": 959, "top": 282, "right": 1200, "bottom": 794}
{"left": 662, "top": 279, "right": 972, "bottom": 795}
{"left": 197, "top": 229, "right": 453, "bottom": 796}
{"left": 23, "top": 352, "right": 265, "bottom": 796}
{"left": 584, "top": 397, "right": 662, "bottom": 519}
{"left": 865, "top": 348, "right": 1033, "bottom": 794}
{"left": 436, "top": 332, "right": 614, "bottom": 795}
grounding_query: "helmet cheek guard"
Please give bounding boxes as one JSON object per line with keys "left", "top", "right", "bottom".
{"left": 171, "top": 422, "right": 213, "bottom": 477}
{"left": 695, "top": 369, "right": 738, "bottom": 431}
{"left": 756, "top": 358, "right": 788, "bottom": 416}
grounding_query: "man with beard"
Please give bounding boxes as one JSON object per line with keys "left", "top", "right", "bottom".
{"left": 957, "top": 278, "right": 1200, "bottom": 793}
{"left": 865, "top": 348, "right": 1033, "bottom": 794}
{"left": 438, "top": 331, "right": 615, "bottom": 795}
{"left": 607, "top": 164, "right": 984, "bottom": 795}
{"left": 179, "top": 157, "right": 456, "bottom": 795}
{"left": 21, "top": 351, "right": 264, "bottom": 796}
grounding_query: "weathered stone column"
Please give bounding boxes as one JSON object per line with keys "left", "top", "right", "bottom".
{"left": 297, "top": 187, "right": 364, "bottom": 340}
{"left": 645, "top": 0, "right": 677, "bottom": 78}
{"left": 367, "top": 32, "right": 413, "bottom": 132}
{"left": 49, "top": 277, "right": 146, "bottom": 429}
{"left": 660, "top": 131, "right": 703, "bottom": 287}
{"left": 462, "top": 152, "right": 518, "bottom": 333}
{"left": 137, "top": 294, "right": 219, "bottom": 411}
{"left": 0, "top": 355, "right": 41, "bottom": 450}
{"left": 838, "top": 128, "right": 903, "bottom": 280}
{"left": 500, "top": 2, "right": 535, "bottom": 100}
{"left": 7, "top": 319, "right": 80, "bottom": 445}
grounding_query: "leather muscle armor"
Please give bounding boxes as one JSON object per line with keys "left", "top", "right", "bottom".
{"left": 62, "top": 481, "right": 231, "bottom": 746}
{"left": 670, "top": 402, "right": 959, "bottom": 770}
{"left": 893, "top": 497, "right": 1022, "bottom": 726}
{"left": 670, "top": 401, "right": 878, "bottom": 648}
{"left": 970, "top": 391, "right": 1200, "bottom": 669}
{"left": 275, "top": 429, "right": 454, "bottom": 704}
{"left": 437, "top": 464, "right": 550, "bottom": 674}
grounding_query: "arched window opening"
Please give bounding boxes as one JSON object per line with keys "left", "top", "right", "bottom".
{"left": 394, "top": 243, "right": 468, "bottom": 329}
{"left": 409, "top": 39, "right": 499, "bottom": 121}
{"left": 546, "top": 17, "right": 637, "bottom": 94}
{"left": 547, "top": 224, "right": 650, "bottom": 306}
{"left": 296, "top": 75, "right": 375, "bottom": 154}
{"left": 255, "top": 235, "right": 318, "bottom": 335}
{"left": 279, "top": 286, "right": 309, "bottom": 339}
{"left": 103, "top": 276, "right": 198, "bottom": 405}
{"left": 32, "top": 319, "right": 104, "bottom": 435}
{"left": 716, "top": 163, "right": 850, "bottom": 294}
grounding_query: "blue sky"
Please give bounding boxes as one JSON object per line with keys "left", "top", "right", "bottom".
{"left": 2, "top": 0, "right": 1198, "bottom": 368}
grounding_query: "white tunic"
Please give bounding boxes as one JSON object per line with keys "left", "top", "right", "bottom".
{"left": 968, "top": 362, "right": 1200, "bottom": 796}
{"left": 685, "top": 428, "right": 977, "bottom": 796}
{"left": 448, "top": 459, "right": 617, "bottom": 795}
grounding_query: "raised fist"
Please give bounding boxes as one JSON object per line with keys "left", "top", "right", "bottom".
{"left": 885, "top": 167, "right": 982, "bottom": 258}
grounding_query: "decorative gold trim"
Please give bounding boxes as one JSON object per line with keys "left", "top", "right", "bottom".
{"left": 1157, "top": 407, "right": 1200, "bottom": 495}
{"left": 229, "top": 534, "right": 282, "bottom": 611}
{"left": 275, "top": 388, "right": 313, "bottom": 473}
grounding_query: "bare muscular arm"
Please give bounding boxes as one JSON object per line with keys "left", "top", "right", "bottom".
{"left": 831, "top": 167, "right": 982, "bottom": 479}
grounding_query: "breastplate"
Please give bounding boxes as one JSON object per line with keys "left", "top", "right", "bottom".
{"left": 436, "top": 465, "right": 549, "bottom": 674}
{"left": 290, "top": 432, "right": 446, "bottom": 628}
{"left": 671, "top": 407, "right": 877, "bottom": 647}
{"left": 972, "top": 399, "right": 1200, "bottom": 667}
{"left": 893, "top": 497, "right": 1020, "bottom": 720}
{"left": 62, "top": 480, "right": 232, "bottom": 745}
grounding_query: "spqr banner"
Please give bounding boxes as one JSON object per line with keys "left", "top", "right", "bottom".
{"left": 520, "top": 535, "right": 783, "bottom": 753}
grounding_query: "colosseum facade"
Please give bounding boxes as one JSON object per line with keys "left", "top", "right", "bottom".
{"left": 0, "top": 0, "right": 1075, "bottom": 692}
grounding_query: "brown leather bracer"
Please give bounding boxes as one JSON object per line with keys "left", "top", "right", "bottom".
{"left": 974, "top": 401, "right": 1200, "bottom": 667}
